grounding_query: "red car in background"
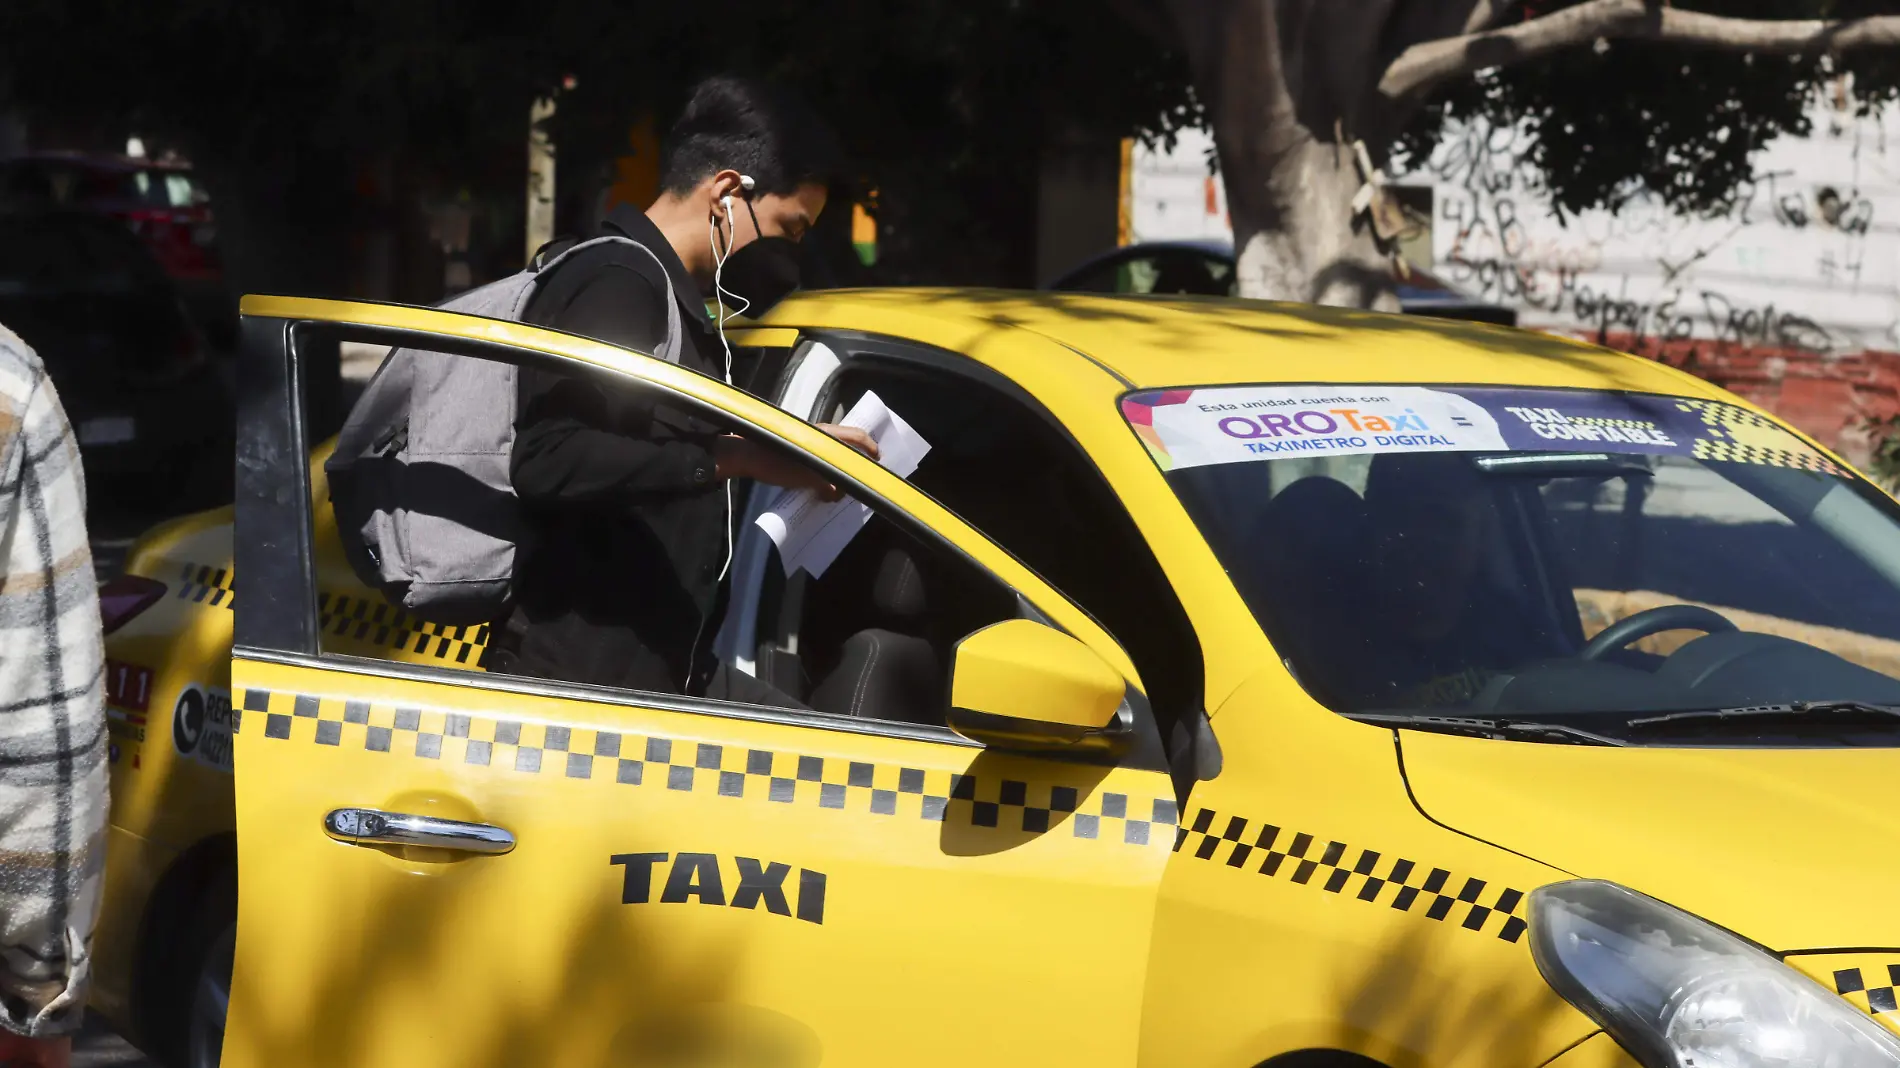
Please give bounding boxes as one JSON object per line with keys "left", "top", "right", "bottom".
{"left": 0, "top": 152, "right": 219, "bottom": 281}
{"left": 0, "top": 152, "right": 235, "bottom": 351}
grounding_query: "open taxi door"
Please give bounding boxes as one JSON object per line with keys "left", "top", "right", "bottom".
{"left": 223, "top": 297, "right": 1179, "bottom": 1067}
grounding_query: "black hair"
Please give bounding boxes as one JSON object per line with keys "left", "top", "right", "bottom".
{"left": 659, "top": 75, "right": 841, "bottom": 198}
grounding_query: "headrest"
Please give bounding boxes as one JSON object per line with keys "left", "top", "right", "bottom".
{"left": 1263, "top": 477, "right": 1369, "bottom": 548}
{"left": 1257, "top": 476, "right": 1375, "bottom": 582}
{"left": 871, "top": 548, "right": 927, "bottom": 619}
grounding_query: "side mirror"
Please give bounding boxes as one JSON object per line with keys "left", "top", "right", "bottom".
{"left": 945, "top": 619, "right": 1130, "bottom": 754}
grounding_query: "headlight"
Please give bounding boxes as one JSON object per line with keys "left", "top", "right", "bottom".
{"left": 1529, "top": 880, "right": 1900, "bottom": 1068}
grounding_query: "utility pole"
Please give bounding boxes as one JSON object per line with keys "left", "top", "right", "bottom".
{"left": 526, "top": 96, "right": 556, "bottom": 262}
{"left": 525, "top": 91, "right": 560, "bottom": 262}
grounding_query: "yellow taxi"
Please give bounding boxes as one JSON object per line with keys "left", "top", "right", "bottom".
{"left": 93, "top": 289, "right": 1900, "bottom": 1068}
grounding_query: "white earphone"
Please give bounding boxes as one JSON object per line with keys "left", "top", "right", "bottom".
{"left": 717, "top": 175, "right": 756, "bottom": 238}
{"left": 706, "top": 172, "right": 759, "bottom": 596}
{"left": 709, "top": 172, "right": 757, "bottom": 381}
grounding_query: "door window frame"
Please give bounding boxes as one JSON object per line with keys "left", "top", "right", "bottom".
{"left": 765, "top": 330, "right": 1204, "bottom": 689}
{"left": 233, "top": 301, "right": 1161, "bottom": 762}
{"left": 712, "top": 336, "right": 841, "bottom": 674}
{"left": 714, "top": 328, "right": 1210, "bottom": 785}
{"left": 722, "top": 328, "right": 1167, "bottom": 661}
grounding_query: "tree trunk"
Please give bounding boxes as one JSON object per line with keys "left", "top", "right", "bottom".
{"left": 1165, "top": 0, "right": 1402, "bottom": 310}
{"left": 1232, "top": 140, "right": 1396, "bottom": 308}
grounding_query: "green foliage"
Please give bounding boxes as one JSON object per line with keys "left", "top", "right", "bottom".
{"left": 1, "top": 3, "right": 543, "bottom": 164}
{"left": 547, "top": 2, "right": 1202, "bottom": 283}
{"left": 6, "top": 0, "right": 1894, "bottom": 285}
{"left": 1391, "top": 0, "right": 1900, "bottom": 220}
{"left": 1865, "top": 411, "right": 1900, "bottom": 486}
{"left": 0, "top": 0, "right": 1199, "bottom": 287}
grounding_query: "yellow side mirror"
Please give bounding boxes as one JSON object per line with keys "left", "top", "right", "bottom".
{"left": 945, "top": 619, "right": 1129, "bottom": 753}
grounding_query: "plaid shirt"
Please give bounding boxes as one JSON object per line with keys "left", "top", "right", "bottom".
{"left": 0, "top": 324, "right": 106, "bottom": 1037}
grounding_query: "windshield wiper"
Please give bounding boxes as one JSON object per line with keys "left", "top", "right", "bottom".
{"left": 1625, "top": 700, "right": 1900, "bottom": 733}
{"left": 1346, "top": 713, "right": 1627, "bottom": 746}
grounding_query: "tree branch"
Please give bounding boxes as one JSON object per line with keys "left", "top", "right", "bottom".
{"left": 1381, "top": 0, "right": 1900, "bottom": 104}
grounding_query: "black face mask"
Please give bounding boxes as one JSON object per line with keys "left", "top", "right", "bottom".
{"left": 719, "top": 235, "right": 803, "bottom": 315}
{"left": 717, "top": 195, "right": 804, "bottom": 315}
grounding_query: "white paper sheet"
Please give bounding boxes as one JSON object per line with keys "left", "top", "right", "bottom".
{"left": 754, "top": 391, "right": 930, "bottom": 578}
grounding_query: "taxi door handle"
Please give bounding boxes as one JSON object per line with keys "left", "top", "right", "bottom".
{"left": 323, "top": 808, "right": 516, "bottom": 856}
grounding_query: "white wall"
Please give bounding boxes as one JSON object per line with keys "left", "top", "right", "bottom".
{"left": 1129, "top": 127, "right": 1231, "bottom": 244}
{"left": 1402, "top": 91, "right": 1900, "bottom": 355}
{"left": 1130, "top": 90, "right": 1900, "bottom": 355}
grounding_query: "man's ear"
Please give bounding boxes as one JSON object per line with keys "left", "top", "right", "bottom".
{"left": 706, "top": 169, "right": 748, "bottom": 209}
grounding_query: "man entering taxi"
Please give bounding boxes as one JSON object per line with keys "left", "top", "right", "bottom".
{"left": 486, "top": 76, "right": 875, "bottom": 702}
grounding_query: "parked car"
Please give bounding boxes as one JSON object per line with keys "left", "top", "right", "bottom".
{"left": 1049, "top": 238, "right": 1517, "bottom": 325}
{"left": 93, "top": 287, "right": 1900, "bottom": 1067}
{"left": 0, "top": 153, "right": 217, "bottom": 282}
{"left": 0, "top": 152, "right": 234, "bottom": 350}
{"left": 0, "top": 209, "right": 231, "bottom": 510}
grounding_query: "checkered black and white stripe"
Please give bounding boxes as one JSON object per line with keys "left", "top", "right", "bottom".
{"left": 169, "top": 570, "right": 495, "bottom": 667}
{"left": 241, "top": 688, "right": 1178, "bottom": 845}
{"left": 1836, "top": 965, "right": 1900, "bottom": 1016}
{"left": 1174, "top": 807, "right": 1528, "bottom": 943}
{"left": 174, "top": 562, "right": 232, "bottom": 609}
{"left": 1675, "top": 399, "right": 1845, "bottom": 475}
{"left": 317, "top": 591, "right": 490, "bottom": 665}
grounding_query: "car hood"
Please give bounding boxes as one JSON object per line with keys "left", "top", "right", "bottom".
{"left": 1397, "top": 730, "right": 1899, "bottom": 952}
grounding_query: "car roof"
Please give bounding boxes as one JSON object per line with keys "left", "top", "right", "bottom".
{"left": 763, "top": 288, "right": 1728, "bottom": 401}
{"left": 2, "top": 151, "right": 193, "bottom": 173}
{"left": 1060, "top": 238, "right": 1236, "bottom": 266}
{"left": 1047, "top": 240, "right": 1502, "bottom": 309}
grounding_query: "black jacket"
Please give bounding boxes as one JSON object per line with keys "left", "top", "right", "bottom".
{"left": 502, "top": 205, "right": 732, "bottom": 692}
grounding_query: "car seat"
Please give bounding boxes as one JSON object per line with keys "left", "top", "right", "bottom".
{"left": 1253, "top": 476, "right": 1375, "bottom": 699}
{"left": 808, "top": 547, "right": 943, "bottom": 723}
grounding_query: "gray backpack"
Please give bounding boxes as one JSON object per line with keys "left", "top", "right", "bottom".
{"left": 325, "top": 235, "right": 683, "bottom": 625}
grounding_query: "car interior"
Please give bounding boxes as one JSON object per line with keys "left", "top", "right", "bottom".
{"left": 313, "top": 338, "right": 1203, "bottom": 747}
{"left": 1179, "top": 449, "right": 1900, "bottom": 721}
{"left": 748, "top": 355, "right": 1202, "bottom": 736}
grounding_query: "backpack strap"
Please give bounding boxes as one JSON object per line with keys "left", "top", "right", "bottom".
{"left": 527, "top": 235, "right": 582, "bottom": 271}
{"left": 520, "top": 235, "right": 685, "bottom": 364}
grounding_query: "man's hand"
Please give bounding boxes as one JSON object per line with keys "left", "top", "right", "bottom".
{"left": 712, "top": 424, "right": 880, "bottom": 502}
{"left": 815, "top": 423, "right": 879, "bottom": 463}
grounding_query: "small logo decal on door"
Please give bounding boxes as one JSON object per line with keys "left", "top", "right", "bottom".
{"left": 611, "top": 852, "right": 828, "bottom": 925}
{"left": 173, "top": 684, "right": 236, "bottom": 773}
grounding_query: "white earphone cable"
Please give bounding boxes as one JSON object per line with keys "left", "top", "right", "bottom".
{"left": 690, "top": 198, "right": 743, "bottom": 682}
{"left": 708, "top": 193, "right": 753, "bottom": 592}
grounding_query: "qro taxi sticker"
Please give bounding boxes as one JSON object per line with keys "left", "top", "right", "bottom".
{"left": 172, "top": 684, "right": 236, "bottom": 773}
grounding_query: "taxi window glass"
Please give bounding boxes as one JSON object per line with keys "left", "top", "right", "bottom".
{"left": 312, "top": 394, "right": 1019, "bottom": 731}
{"left": 815, "top": 361, "right": 1203, "bottom": 735}
{"left": 1129, "top": 384, "right": 1900, "bottom": 744}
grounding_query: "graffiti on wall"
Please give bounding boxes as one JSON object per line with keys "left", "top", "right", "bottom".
{"left": 1415, "top": 112, "right": 1885, "bottom": 353}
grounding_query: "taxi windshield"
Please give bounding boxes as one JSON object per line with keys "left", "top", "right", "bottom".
{"left": 1127, "top": 384, "right": 1900, "bottom": 744}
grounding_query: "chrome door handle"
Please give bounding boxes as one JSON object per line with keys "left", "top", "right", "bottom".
{"left": 323, "top": 808, "right": 515, "bottom": 856}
